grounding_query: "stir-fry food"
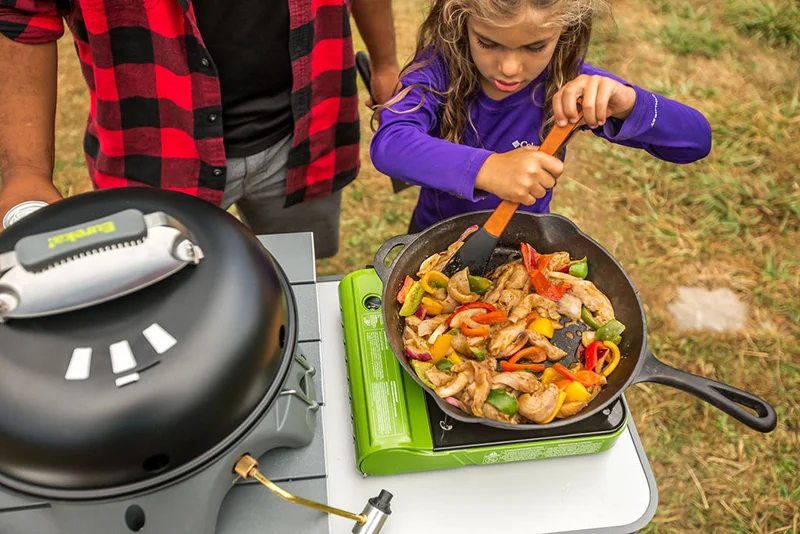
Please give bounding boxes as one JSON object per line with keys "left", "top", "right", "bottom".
{"left": 398, "top": 226, "right": 626, "bottom": 424}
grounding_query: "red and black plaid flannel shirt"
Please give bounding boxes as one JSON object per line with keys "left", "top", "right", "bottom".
{"left": 0, "top": 0, "right": 359, "bottom": 207}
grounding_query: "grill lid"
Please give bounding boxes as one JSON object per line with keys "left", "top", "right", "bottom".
{"left": 0, "top": 189, "right": 296, "bottom": 500}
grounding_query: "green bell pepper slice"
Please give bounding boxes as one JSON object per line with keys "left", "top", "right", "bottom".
{"left": 410, "top": 360, "right": 435, "bottom": 388}
{"left": 596, "top": 319, "right": 626, "bottom": 343}
{"left": 436, "top": 359, "right": 454, "bottom": 372}
{"left": 486, "top": 389, "right": 518, "bottom": 416}
{"left": 468, "top": 275, "right": 493, "bottom": 294}
{"left": 581, "top": 306, "right": 603, "bottom": 330}
{"left": 399, "top": 282, "right": 425, "bottom": 317}
{"left": 469, "top": 346, "right": 487, "bottom": 361}
{"left": 569, "top": 258, "right": 588, "bottom": 279}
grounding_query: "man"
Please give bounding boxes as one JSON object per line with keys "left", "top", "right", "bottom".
{"left": 0, "top": 0, "right": 399, "bottom": 258}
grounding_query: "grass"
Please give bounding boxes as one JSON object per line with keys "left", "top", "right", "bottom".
{"left": 725, "top": 0, "right": 800, "bottom": 51}
{"left": 34, "top": 0, "right": 800, "bottom": 531}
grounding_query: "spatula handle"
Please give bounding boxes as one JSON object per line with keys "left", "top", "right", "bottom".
{"left": 482, "top": 117, "right": 585, "bottom": 237}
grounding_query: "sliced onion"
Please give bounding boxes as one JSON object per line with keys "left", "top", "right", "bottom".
{"left": 556, "top": 293, "right": 582, "bottom": 320}
{"left": 458, "top": 225, "right": 479, "bottom": 242}
{"left": 405, "top": 347, "right": 432, "bottom": 362}
{"left": 414, "top": 304, "right": 426, "bottom": 319}
{"left": 444, "top": 397, "right": 462, "bottom": 407}
{"left": 449, "top": 308, "right": 485, "bottom": 327}
{"left": 428, "top": 322, "right": 450, "bottom": 345}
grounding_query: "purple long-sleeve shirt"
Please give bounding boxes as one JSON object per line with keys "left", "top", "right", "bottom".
{"left": 370, "top": 56, "right": 712, "bottom": 231}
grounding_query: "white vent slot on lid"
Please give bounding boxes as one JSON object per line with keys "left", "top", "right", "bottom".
{"left": 65, "top": 348, "right": 92, "bottom": 380}
{"left": 143, "top": 323, "right": 177, "bottom": 354}
{"left": 110, "top": 340, "right": 137, "bottom": 374}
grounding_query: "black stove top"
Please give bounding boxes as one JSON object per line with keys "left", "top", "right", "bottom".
{"left": 427, "top": 394, "right": 627, "bottom": 451}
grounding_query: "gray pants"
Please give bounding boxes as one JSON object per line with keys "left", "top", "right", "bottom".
{"left": 220, "top": 134, "right": 342, "bottom": 259}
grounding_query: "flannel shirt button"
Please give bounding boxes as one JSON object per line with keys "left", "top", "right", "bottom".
{"left": 208, "top": 113, "right": 218, "bottom": 123}
{"left": 213, "top": 168, "right": 223, "bottom": 176}
{"left": 200, "top": 57, "right": 210, "bottom": 67}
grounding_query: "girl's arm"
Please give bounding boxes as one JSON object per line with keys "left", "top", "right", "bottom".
{"left": 578, "top": 64, "right": 712, "bottom": 163}
{"left": 370, "top": 66, "right": 493, "bottom": 201}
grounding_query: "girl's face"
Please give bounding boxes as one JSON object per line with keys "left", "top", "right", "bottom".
{"left": 467, "top": 8, "right": 563, "bottom": 100}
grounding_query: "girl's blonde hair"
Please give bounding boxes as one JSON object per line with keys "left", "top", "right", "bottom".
{"left": 376, "top": 0, "right": 608, "bottom": 145}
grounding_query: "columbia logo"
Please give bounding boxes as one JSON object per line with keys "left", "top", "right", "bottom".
{"left": 512, "top": 140, "right": 532, "bottom": 148}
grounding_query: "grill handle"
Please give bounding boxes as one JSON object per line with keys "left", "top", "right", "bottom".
{"left": 0, "top": 210, "right": 204, "bottom": 320}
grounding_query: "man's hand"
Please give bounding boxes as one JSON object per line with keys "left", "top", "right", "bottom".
{"left": 0, "top": 170, "right": 62, "bottom": 224}
{"left": 474, "top": 147, "right": 565, "bottom": 205}
{"left": 367, "top": 63, "right": 400, "bottom": 108}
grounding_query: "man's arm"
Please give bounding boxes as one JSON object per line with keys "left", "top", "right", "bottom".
{"left": 350, "top": 0, "right": 400, "bottom": 105}
{"left": 0, "top": 35, "right": 62, "bottom": 222}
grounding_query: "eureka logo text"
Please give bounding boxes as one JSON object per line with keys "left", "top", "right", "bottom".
{"left": 48, "top": 221, "right": 117, "bottom": 249}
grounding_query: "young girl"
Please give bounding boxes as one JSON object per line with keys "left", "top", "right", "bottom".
{"left": 370, "top": 0, "right": 712, "bottom": 232}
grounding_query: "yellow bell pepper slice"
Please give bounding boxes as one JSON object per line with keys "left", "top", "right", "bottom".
{"left": 421, "top": 271, "right": 450, "bottom": 294}
{"left": 563, "top": 380, "right": 592, "bottom": 403}
{"left": 528, "top": 317, "right": 555, "bottom": 339}
{"left": 421, "top": 297, "right": 443, "bottom": 316}
{"left": 430, "top": 334, "right": 453, "bottom": 364}
{"left": 602, "top": 340, "right": 621, "bottom": 376}
{"left": 447, "top": 353, "right": 462, "bottom": 365}
{"left": 540, "top": 367, "right": 562, "bottom": 386}
{"left": 540, "top": 391, "right": 567, "bottom": 424}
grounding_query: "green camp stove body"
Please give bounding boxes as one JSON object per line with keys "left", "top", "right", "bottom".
{"left": 339, "top": 269, "right": 628, "bottom": 476}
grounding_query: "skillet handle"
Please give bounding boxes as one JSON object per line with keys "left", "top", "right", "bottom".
{"left": 634, "top": 348, "right": 777, "bottom": 433}
{"left": 373, "top": 233, "right": 417, "bottom": 284}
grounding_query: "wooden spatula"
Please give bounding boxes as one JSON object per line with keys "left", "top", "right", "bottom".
{"left": 442, "top": 115, "right": 585, "bottom": 277}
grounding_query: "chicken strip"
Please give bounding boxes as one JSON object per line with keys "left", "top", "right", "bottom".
{"left": 487, "top": 322, "right": 528, "bottom": 358}
{"left": 492, "top": 371, "right": 543, "bottom": 394}
{"left": 546, "top": 252, "right": 571, "bottom": 273}
{"left": 497, "top": 289, "right": 526, "bottom": 313}
{"left": 403, "top": 326, "right": 431, "bottom": 355}
{"left": 517, "top": 384, "right": 560, "bottom": 423}
{"left": 549, "top": 271, "right": 615, "bottom": 325}
{"left": 508, "top": 293, "right": 560, "bottom": 323}
{"left": 424, "top": 366, "right": 455, "bottom": 387}
{"left": 483, "top": 403, "right": 515, "bottom": 424}
{"left": 484, "top": 263, "right": 516, "bottom": 304}
{"left": 528, "top": 330, "right": 568, "bottom": 361}
{"left": 464, "top": 361, "right": 492, "bottom": 417}
{"left": 435, "top": 369, "right": 473, "bottom": 398}
{"left": 507, "top": 264, "right": 529, "bottom": 289}
{"left": 558, "top": 401, "right": 588, "bottom": 418}
{"left": 450, "top": 333, "right": 486, "bottom": 356}
{"left": 447, "top": 268, "right": 479, "bottom": 304}
{"left": 418, "top": 316, "right": 447, "bottom": 337}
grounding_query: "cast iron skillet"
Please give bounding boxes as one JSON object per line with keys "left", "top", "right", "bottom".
{"left": 374, "top": 211, "right": 777, "bottom": 433}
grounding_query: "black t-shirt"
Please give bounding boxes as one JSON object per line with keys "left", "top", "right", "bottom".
{"left": 193, "top": 0, "right": 294, "bottom": 158}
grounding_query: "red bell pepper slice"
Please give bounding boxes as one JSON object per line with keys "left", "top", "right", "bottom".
{"left": 521, "top": 243, "right": 536, "bottom": 272}
{"left": 397, "top": 276, "right": 414, "bottom": 304}
{"left": 584, "top": 341, "right": 610, "bottom": 373}
{"left": 525, "top": 312, "right": 538, "bottom": 325}
{"left": 585, "top": 341, "right": 603, "bottom": 372}
{"left": 553, "top": 363, "right": 579, "bottom": 381}
{"left": 530, "top": 270, "right": 571, "bottom": 301}
{"left": 500, "top": 361, "right": 546, "bottom": 373}
{"left": 520, "top": 244, "right": 571, "bottom": 302}
{"left": 460, "top": 324, "right": 490, "bottom": 337}
{"left": 501, "top": 347, "right": 546, "bottom": 372}
{"left": 509, "top": 346, "right": 546, "bottom": 364}
{"left": 575, "top": 370, "right": 605, "bottom": 387}
{"left": 473, "top": 310, "right": 508, "bottom": 324}
{"left": 554, "top": 363, "right": 603, "bottom": 388}
{"left": 445, "top": 302, "right": 497, "bottom": 326}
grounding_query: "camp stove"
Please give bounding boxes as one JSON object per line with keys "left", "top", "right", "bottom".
{"left": 339, "top": 269, "right": 629, "bottom": 475}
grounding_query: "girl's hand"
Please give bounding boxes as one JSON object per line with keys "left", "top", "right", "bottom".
{"left": 475, "top": 147, "right": 565, "bottom": 205}
{"left": 553, "top": 74, "right": 637, "bottom": 129}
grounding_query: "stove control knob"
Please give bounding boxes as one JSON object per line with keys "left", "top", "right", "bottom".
{"left": 351, "top": 490, "right": 393, "bottom": 534}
